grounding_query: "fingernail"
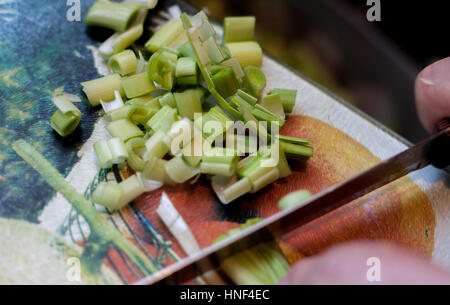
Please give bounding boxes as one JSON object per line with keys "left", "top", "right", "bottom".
{"left": 419, "top": 77, "right": 435, "bottom": 86}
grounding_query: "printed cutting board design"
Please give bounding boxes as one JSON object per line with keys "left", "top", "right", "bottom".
{"left": 0, "top": 0, "right": 448, "bottom": 284}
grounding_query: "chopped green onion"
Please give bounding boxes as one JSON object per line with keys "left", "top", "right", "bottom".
{"left": 175, "top": 57, "right": 198, "bottom": 85}
{"left": 50, "top": 95, "right": 82, "bottom": 137}
{"left": 127, "top": 94, "right": 160, "bottom": 107}
{"left": 225, "top": 41, "right": 263, "bottom": 68}
{"left": 136, "top": 172, "right": 164, "bottom": 192}
{"left": 81, "top": 74, "right": 123, "bottom": 107}
{"left": 165, "top": 156, "right": 200, "bottom": 184}
{"left": 148, "top": 49, "right": 178, "bottom": 90}
{"left": 118, "top": 174, "right": 145, "bottom": 207}
{"left": 142, "top": 156, "right": 170, "bottom": 184}
{"left": 145, "top": 130, "right": 169, "bottom": 159}
{"left": 276, "top": 135, "right": 311, "bottom": 146}
{"left": 220, "top": 242, "right": 290, "bottom": 285}
{"left": 277, "top": 144, "right": 292, "bottom": 178}
{"left": 106, "top": 104, "right": 135, "bottom": 121}
{"left": 261, "top": 93, "right": 285, "bottom": 119}
{"left": 190, "top": 11, "right": 216, "bottom": 42}
{"left": 252, "top": 105, "right": 285, "bottom": 128}
{"left": 108, "top": 50, "right": 138, "bottom": 75}
{"left": 240, "top": 106, "right": 270, "bottom": 144}
{"left": 145, "top": 19, "right": 186, "bottom": 53}
{"left": 244, "top": 66, "right": 266, "bottom": 98}
{"left": 226, "top": 134, "right": 258, "bottom": 155}
{"left": 180, "top": 13, "right": 215, "bottom": 89}
{"left": 146, "top": 105, "right": 178, "bottom": 133}
{"left": 211, "top": 175, "right": 252, "bottom": 204}
{"left": 201, "top": 148, "right": 239, "bottom": 177}
{"left": 221, "top": 57, "right": 245, "bottom": 83}
{"left": 126, "top": 137, "right": 147, "bottom": 172}
{"left": 201, "top": 162, "right": 236, "bottom": 177}
{"left": 203, "top": 36, "right": 225, "bottom": 64}
{"left": 278, "top": 190, "right": 312, "bottom": 211}
{"left": 268, "top": 89, "right": 297, "bottom": 113}
{"left": 211, "top": 66, "right": 240, "bottom": 98}
{"left": 94, "top": 138, "right": 128, "bottom": 169}
{"left": 178, "top": 41, "right": 196, "bottom": 59}
{"left": 237, "top": 89, "right": 258, "bottom": 106}
{"left": 85, "top": 1, "right": 141, "bottom": 32}
{"left": 182, "top": 133, "right": 210, "bottom": 167}
{"left": 92, "top": 182, "right": 124, "bottom": 211}
{"left": 230, "top": 95, "right": 254, "bottom": 112}
{"left": 158, "top": 92, "right": 176, "bottom": 108}
{"left": 106, "top": 119, "right": 144, "bottom": 142}
{"left": 166, "top": 118, "right": 196, "bottom": 155}
{"left": 210, "top": 88, "right": 243, "bottom": 121}
{"left": 250, "top": 167, "right": 280, "bottom": 193}
{"left": 128, "top": 0, "right": 158, "bottom": 9}
{"left": 280, "top": 141, "right": 314, "bottom": 159}
{"left": 99, "top": 25, "right": 144, "bottom": 58}
{"left": 121, "top": 72, "right": 156, "bottom": 99}
{"left": 174, "top": 88, "right": 205, "bottom": 120}
{"left": 223, "top": 16, "right": 256, "bottom": 43}
{"left": 100, "top": 90, "right": 124, "bottom": 113}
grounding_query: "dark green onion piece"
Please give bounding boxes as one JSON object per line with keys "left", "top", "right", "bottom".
{"left": 268, "top": 89, "right": 298, "bottom": 113}
{"left": 211, "top": 66, "right": 240, "bottom": 98}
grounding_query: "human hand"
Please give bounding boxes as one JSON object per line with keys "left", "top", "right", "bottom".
{"left": 281, "top": 57, "right": 450, "bottom": 285}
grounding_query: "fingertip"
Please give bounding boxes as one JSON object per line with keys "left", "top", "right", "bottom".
{"left": 415, "top": 57, "right": 450, "bottom": 133}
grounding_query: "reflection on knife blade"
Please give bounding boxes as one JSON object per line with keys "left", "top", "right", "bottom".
{"left": 137, "top": 125, "right": 449, "bottom": 285}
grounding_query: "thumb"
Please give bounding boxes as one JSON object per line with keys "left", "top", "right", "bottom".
{"left": 415, "top": 57, "right": 450, "bottom": 133}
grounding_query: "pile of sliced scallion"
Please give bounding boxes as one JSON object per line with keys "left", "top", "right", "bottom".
{"left": 36, "top": 0, "right": 317, "bottom": 284}
{"left": 50, "top": 1, "right": 314, "bottom": 210}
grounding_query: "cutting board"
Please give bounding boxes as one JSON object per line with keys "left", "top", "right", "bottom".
{"left": 0, "top": 0, "right": 448, "bottom": 284}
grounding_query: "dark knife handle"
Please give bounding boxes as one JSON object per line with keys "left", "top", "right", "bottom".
{"left": 428, "top": 118, "right": 450, "bottom": 169}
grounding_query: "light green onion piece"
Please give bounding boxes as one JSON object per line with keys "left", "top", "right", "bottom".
{"left": 99, "top": 22, "right": 144, "bottom": 58}
{"left": 165, "top": 118, "right": 196, "bottom": 155}
{"left": 250, "top": 167, "right": 280, "bottom": 193}
{"left": 175, "top": 57, "right": 198, "bottom": 85}
{"left": 178, "top": 41, "right": 196, "bottom": 59}
{"left": 225, "top": 41, "right": 263, "bottom": 68}
{"left": 277, "top": 144, "right": 292, "bottom": 178}
{"left": 221, "top": 57, "right": 245, "bottom": 83}
{"left": 147, "top": 105, "right": 178, "bottom": 133}
{"left": 165, "top": 156, "right": 200, "bottom": 184}
{"left": 279, "top": 190, "right": 312, "bottom": 211}
{"left": 100, "top": 90, "right": 124, "bottom": 114}
{"left": 203, "top": 148, "right": 239, "bottom": 165}
{"left": 276, "top": 135, "right": 311, "bottom": 146}
{"left": 108, "top": 50, "right": 138, "bottom": 75}
{"left": 268, "top": 89, "right": 298, "bottom": 113}
{"left": 211, "top": 66, "right": 240, "bottom": 99}
{"left": 50, "top": 95, "right": 82, "bottom": 137}
{"left": 130, "top": 105, "right": 158, "bottom": 126}
{"left": 106, "top": 119, "right": 144, "bottom": 142}
{"left": 223, "top": 16, "right": 256, "bottom": 43}
{"left": 126, "top": 137, "right": 147, "bottom": 172}
{"left": 121, "top": 72, "right": 156, "bottom": 99}
{"left": 211, "top": 175, "right": 252, "bottom": 204}
{"left": 244, "top": 66, "right": 266, "bottom": 98}
{"left": 252, "top": 105, "right": 285, "bottom": 128}
{"left": 230, "top": 95, "right": 254, "bottom": 112}
{"left": 203, "top": 36, "right": 225, "bottom": 64}
{"left": 145, "top": 130, "right": 169, "bottom": 160}
{"left": 210, "top": 88, "right": 243, "bottom": 121}
{"left": 85, "top": 1, "right": 141, "bottom": 32}
{"left": 117, "top": 174, "right": 145, "bottom": 208}
{"left": 237, "top": 89, "right": 258, "bottom": 106}
{"left": 174, "top": 88, "right": 205, "bottom": 120}
{"left": 127, "top": 94, "right": 160, "bottom": 107}
{"left": 226, "top": 134, "right": 258, "bottom": 155}
{"left": 142, "top": 156, "right": 170, "bottom": 184}
{"left": 148, "top": 49, "right": 178, "bottom": 90}
{"left": 180, "top": 13, "right": 215, "bottom": 89}
{"left": 92, "top": 182, "right": 124, "bottom": 211}
{"left": 240, "top": 106, "right": 270, "bottom": 144}
{"left": 107, "top": 104, "right": 135, "bottom": 121}
{"left": 158, "top": 92, "right": 176, "bottom": 108}
{"left": 128, "top": 0, "right": 158, "bottom": 9}
{"left": 220, "top": 242, "right": 290, "bottom": 285}
{"left": 182, "top": 134, "right": 210, "bottom": 167}
{"left": 145, "top": 19, "right": 186, "bottom": 53}
{"left": 280, "top": 141, "right": 314, "bottom": 159}
{"left": 261, "top": 93, "right": 285, "bottom": 120}
{"left": 190, "top": 11, "right": 216, "bottom": 41}
{"left": 81, "top": 74, "right": 123, "bottom": 107}
{"left": 94, "top": 138, "right": 128, "bottom": 169}
{"left": 201, "top": 162, "right": 236, "bottom": 177}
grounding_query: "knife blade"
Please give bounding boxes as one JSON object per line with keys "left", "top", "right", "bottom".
{"left": 138, "top": 122, "right": 449, "bottom": 285}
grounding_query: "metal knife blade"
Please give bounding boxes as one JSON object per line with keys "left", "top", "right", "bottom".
{"left": 138, "top": 124, "right": 449, "bottom": 285}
